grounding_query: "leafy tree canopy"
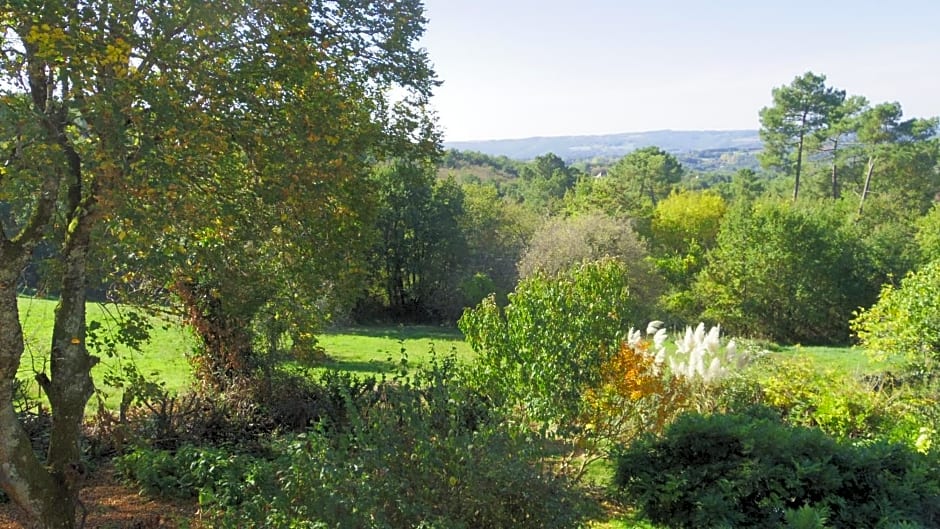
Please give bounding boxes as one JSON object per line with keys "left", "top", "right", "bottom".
{"left": 0, "top": 1, "right": 438, "bottom": 526}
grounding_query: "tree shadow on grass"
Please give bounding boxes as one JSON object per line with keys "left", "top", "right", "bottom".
{"left": 318, "top": 358, "right": 398, "bottom": 375}
{"left": 322, "top": 325, "right": 463, "bottom": 341}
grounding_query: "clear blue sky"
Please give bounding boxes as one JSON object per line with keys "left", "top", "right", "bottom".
{"left": 420, "top": 0, "right": 940, "bottom": 141}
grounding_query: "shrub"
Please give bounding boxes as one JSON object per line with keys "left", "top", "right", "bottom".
{"left": 614, "top": 411, "right": 940, "bottom": 529}
{"left": 581, "top": 340, "right": 689, "bottom": 452}
{"left": 915, "top": 202, "right": 940, "bottom": 262}
{"left": 852, "top": 259, "right": 940, "bottom": 368}
{"left": 758, "top": 357, "right": 894, "bottom": 441}
{"left": 115, "top": 444, "right": 276, "bottom": 505}
{"left": 459, "top": 258, "right": 641, "bottom": 430}
{"left": 657, "top": 323, "right": 747, "bottom": 383}
{"left": 118, "top": 357, "right": 590, "bottom": 529}
{"left": 642, "top": 322, "right": 756, "bottom": 415}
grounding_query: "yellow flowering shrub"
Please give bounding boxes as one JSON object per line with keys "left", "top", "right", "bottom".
{"left": 582, "top": 340, "right": 688, "bottom": 445}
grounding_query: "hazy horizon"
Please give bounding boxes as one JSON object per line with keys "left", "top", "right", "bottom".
{"left": 443, "top": 127, "right": 760, "bottom": 144}
{"left": 421, "top": 0, "right": 940, "bottom": 142}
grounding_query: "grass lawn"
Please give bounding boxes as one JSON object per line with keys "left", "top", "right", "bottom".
{"left": 315, "top": 325, "right": 473, "bottom": 374}
{"left": 14, "top": 297, "right": 473, "bottom": 409}
{"left": 772, "top": 344, "right": 892, "bottom": 375}
{"left": 16, "top": 297, "right": 194, "bottom": 407}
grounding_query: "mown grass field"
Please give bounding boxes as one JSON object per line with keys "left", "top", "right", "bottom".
{"left": 16, "top": 297, "right": 194, "bottom": 409}
{"left": 314, "top": 324, "right": 474, "bottom": 373}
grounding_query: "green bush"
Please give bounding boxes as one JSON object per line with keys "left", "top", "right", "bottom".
{"left": 118, "top": 356, "right": 590, "bottom": 529}
{"left": 916, "top": 203, "right": 940, "bottom": 262}
{"left": 758, "top": 357, "right": 893, "bottom": 441}
{"left": 459, "top": 258, "right": 641, "bottom": 430}
{"left": 115, "top": 444, "right": 277, "bottom": 505}
{"left": 614, "top": 411, "right": 940, "bottom": 529}
{"left": 852, "top": 259, "right": 940, "bottom": 368}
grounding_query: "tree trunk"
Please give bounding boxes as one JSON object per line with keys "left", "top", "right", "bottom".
{"left": 0, "top": 128, "right": 93, "bottom": 528}
{"left": 831, "top": 162, "right": 840, "bottom": 199}
{"left": 830, "top": 139, "right": 840, "bottom": 199}
{"left": 0, "top": 227, "right": 95, "bottom": 529}
{"left": 175, "top": 280, "right": 255, "bottom": 390}
{"left": 793, "top": 130, "right": 805, "bottom": 201}
{"left": 43, "top": 210, "right": 98, "bottom": 528}
{"left": 858, "top": 155, "right": 876, "bottom": 218}
{"left": 0, "top": 260, "right": 62, "bottom": 525}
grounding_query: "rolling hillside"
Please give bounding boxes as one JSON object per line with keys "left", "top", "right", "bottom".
{"left": 445, "top": 129, "right": 762, "bottom": 162}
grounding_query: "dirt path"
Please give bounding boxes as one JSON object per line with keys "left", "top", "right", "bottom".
{"left": 0, "top": 465, "right": 196, "bottom": 529}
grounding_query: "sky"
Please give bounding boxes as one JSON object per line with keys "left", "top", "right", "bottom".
{"left": 419, "top": 0, "right": 940, "bottom": 142}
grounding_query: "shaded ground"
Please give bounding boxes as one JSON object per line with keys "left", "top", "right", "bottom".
{"left": 0, "top": 465, "right": 196, "bottom": 529}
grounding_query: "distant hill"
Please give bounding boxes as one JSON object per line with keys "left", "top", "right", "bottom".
{"left": 445, "top": 129, "right": 762, "bottom": 163}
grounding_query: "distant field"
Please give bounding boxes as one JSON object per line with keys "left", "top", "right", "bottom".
{"left": 770, "top": 344, "right": 890, "bottom": 375}
{"left": 315, "top": 325, "right": 473, "bottom": 374}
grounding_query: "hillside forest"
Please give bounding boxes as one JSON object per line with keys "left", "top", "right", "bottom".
{"left": 2, "top": 2, "right": 940, "bottom": 528}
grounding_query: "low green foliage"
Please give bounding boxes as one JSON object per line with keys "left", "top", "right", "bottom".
{"left": 758, "top": 357, "right": 895, "bottom": 440}
{"left": 614, "top": 411, "right": 940, "bottom": 529}
{"left": 115, "top": 444, "right": 275, "bottom": 503}
{"left": 118, "top": 356, "right": 591, "bottom": 529}
{"left": 852, "top": 259, "right": 940, "bottom": 368}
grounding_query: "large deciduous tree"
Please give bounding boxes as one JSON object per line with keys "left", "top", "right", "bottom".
{"left": 517, "top": 212, "right": 662, "bottom": 320}
{"left": 362, "top": 160, "right": 467, "bottom": 323}
{"left": 514, "top": 152, "right": 581, "bottom": 214}
{"left": 457, "top": 181, "right": 537, "bottom": 306}
{"left": 0, "top": 1, "right": 437, "bottom": 527}
{"left": 694, "top": 199, "right": 875, "bottom": 344}
{"left": 759, "top": 72, "right": 845, "bottom": 200}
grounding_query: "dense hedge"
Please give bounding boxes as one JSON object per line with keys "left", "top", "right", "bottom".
{"left": 614, "top": 410, "right": 940, "bottom": 528}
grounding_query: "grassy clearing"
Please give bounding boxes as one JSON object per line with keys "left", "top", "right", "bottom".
{"left": 772, "top": 344, "right": 892, "bottom": 375}
{"left": 16, "top": 297, "right": 195, "bottom": 409}
{"left": 15, "top": 297, "right": 473, "bottom": 408}
{"left": 315, "top": 325, "right": 473, "bottom": 374}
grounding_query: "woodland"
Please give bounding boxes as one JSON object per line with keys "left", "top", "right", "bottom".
{"left": 1, "top": 2, "right": 940, "bottom": 528}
